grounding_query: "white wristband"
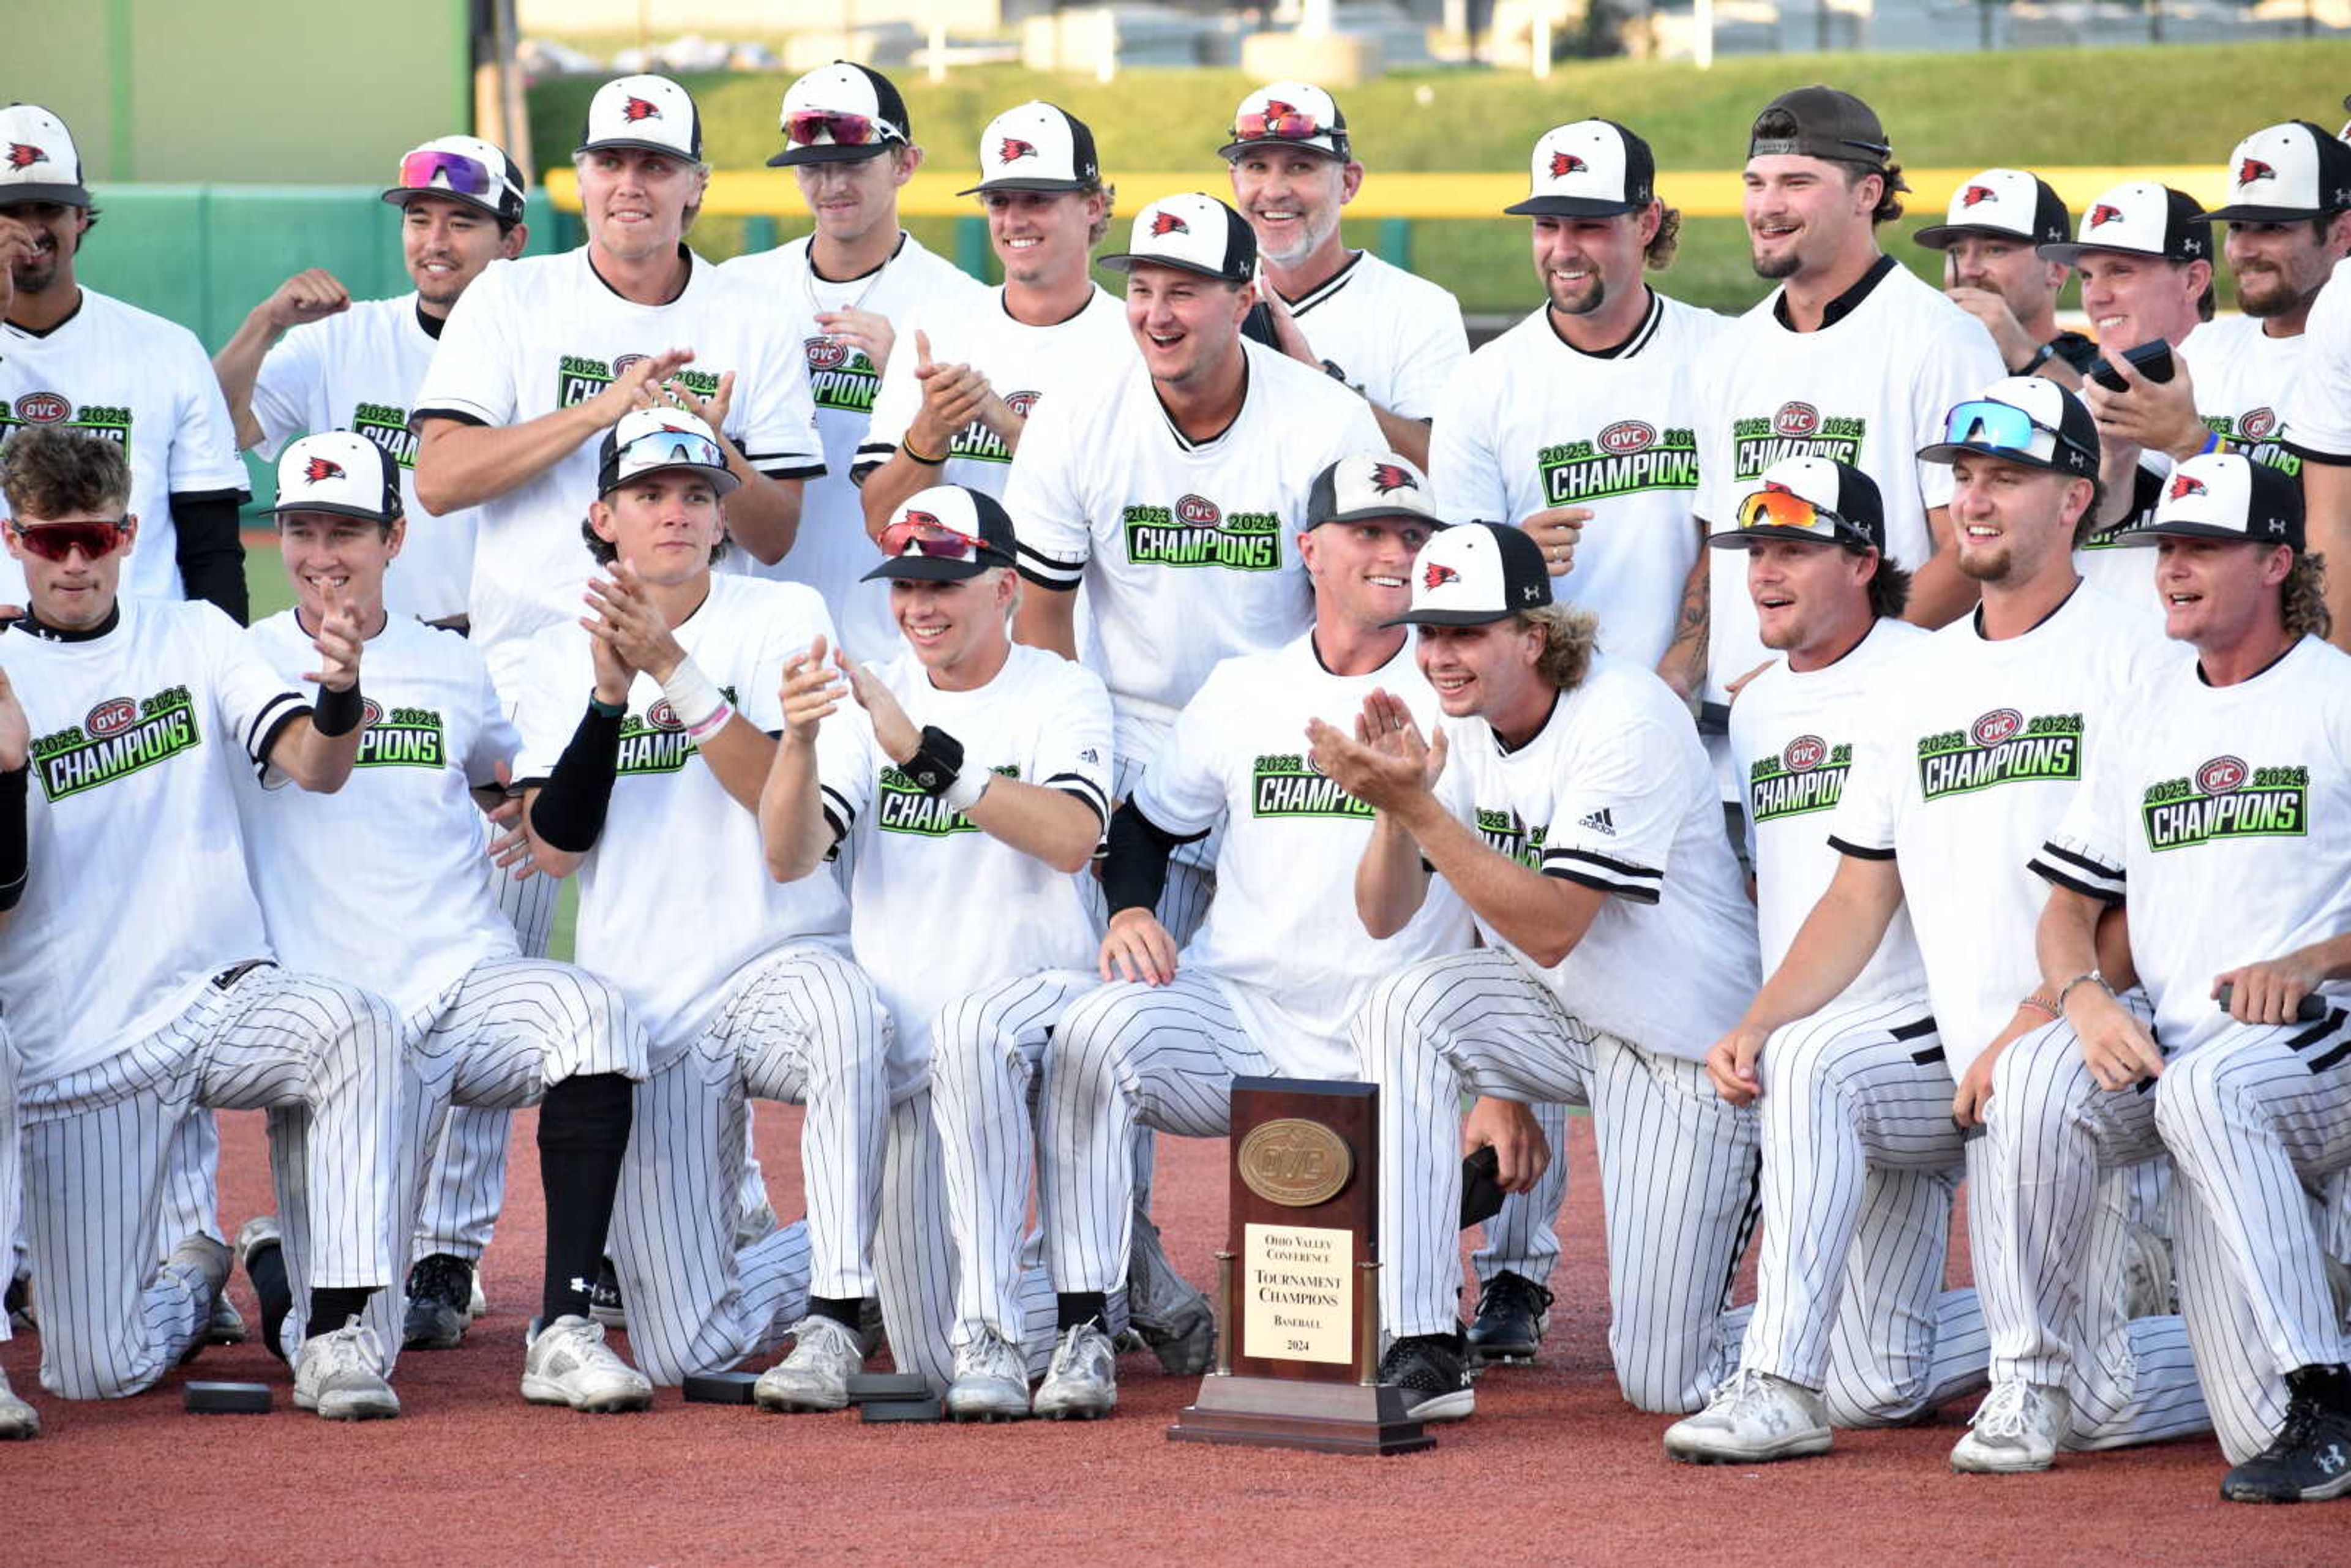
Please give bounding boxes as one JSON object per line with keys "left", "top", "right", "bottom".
{"left": 659, "top": 656, "right": 725, "bottom": 735}
{"left": 940, "top": 767, "right": 991, "bottom": 814}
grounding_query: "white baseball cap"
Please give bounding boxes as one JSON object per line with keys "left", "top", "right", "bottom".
{"left": 382, "top": 134, "right": 527, "bottom": 224}
{"left": 770, "top": 62, "right": 910, "bottom": 168}
{"left": 2122, "top": 451, "right": 2304, "bottom": 552}
{"left": 1914, "top": 168, "right": 2071, "bottom": 250}
{"left": 2201, "top": 121, "right": 2351, "bottom": 222}
{"left": 0, "top": 103, "right": 89, "bottom": 208}
{"left": 596, "top": 407, "right": 739, "bottom": 498}
{"left": 1099, "top": 193, "right": 1256, "bottom": 283}
{"left": 1306, "top": 452, "right": 1447, "bottom": 530}
{"left": 2039, "top": 180, "right": 2211, "bottom": 266}
{"left": 1219, "top": 82, "right": 1349, "bottom": 162}
{"left": 266, "top": 432, "right": 401, "bottom": 524}
{"left": 576, "top": 74, "right": 702, "bottom": 162}
{"left": 1504, "top": 121, "right": 1655, "bottom": 219}
{"left": 958, "top": 102, "right": 1100, "bottom": 197}
{"left": 1385, "top": 522, "right": 1553, "bottom": 628}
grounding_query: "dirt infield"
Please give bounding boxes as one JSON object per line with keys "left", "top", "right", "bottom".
{"left": 6, "top": 1105, "right": 2342, "bottom": 1566}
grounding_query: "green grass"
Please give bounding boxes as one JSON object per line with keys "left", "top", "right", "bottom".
{"left": 241, "top": 546, "right": 580, "bottom": 961}
{"left": 525, "top": 41, "right": 2330, "bottom": 313}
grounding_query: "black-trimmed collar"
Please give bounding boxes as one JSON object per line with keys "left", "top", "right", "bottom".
{"left": 1547, "top": 287, "right": 1663, "bottom": 360}
{"left": 1154, "top": 356, "right": 1250, "bottom": 452}
{"left": 10, "top": 601, "right": 120, "bottom": 642}
{"left": 1493, "top": 689, "right": 1562, "bottom": 756}
{"left": 585, "top": 242, "right": 693, "bottom": 306}
{"left": 2196, "top": 633, "right": 2306, "bottom": 689}
{"left": 1772, "top": 253, "right": 1897, "bottom": 332}
{"left": 809, "top": 230, "right": 909, "bottom": 286}
{"left": 414, "top": 296, "right": 447, "bottom": 340}
{"left": 1280, "top": 252, "right": 1365, "bottom": 317}
{"left": 4, "top": 288, "right": 86, "bottom": 340}
{"left": 1970, "top": 576, "right": 2082, "bottom": 641}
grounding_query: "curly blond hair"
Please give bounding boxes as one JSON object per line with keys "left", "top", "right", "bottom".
{"left": 1520, "top": 603, "right": 1600, "bottom": 692}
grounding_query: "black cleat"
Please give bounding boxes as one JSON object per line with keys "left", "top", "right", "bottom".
{"left": 402, "top": 1253, "right": 474, "bottom": 1351}
{"left": 1377, "top": 1332, "right": 1475, "bottom": 1422}
{"left": 2223, "top": 1367, "right": 2351, "bottom": 1504}
{"left": 1465, "top": 1270, "right": 1552, "bottom": 1367}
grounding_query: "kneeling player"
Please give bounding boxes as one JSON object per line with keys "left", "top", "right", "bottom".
{"left": 1319, "top": 522, "right": 1760, "bottom": 1417}
{"left": 2033, "top": 456, "right": 2351, "bottom": 1501}
{"left": 761, "top": 486, "right": 1111, "bottom": 1417}
{"left": 511, "top": 410, "right": 898, "bottom": 1410}
{"left": 0, "top": 428, "right": 408, "bottom": 1420}
{"left": 234, "top": 433, "right": 653, "bottom": 1411}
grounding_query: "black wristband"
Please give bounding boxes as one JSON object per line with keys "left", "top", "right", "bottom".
{"left": 1101, "top": 798, "right": 1206, "bottom": 917}
{"left": 312, "top": 683, "right": 364, "bottom": 737}
{"left": 0, "top": 764, "right": 27, "bottom": 913}
{"left": 902, "top": 724, "right": 966, "bottom": 797}
{"left": 589, "top": 693, "right": 627, "bottom": 719}
{"left": 2011, "top": 340, "right": 2057, "bottom": 377}
{"left": 530, "top": 699, "right": 626, "bottom": 853}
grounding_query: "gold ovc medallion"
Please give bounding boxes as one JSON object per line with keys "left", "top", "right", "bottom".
{"left": 1236, "top": 1118, "right": 1352, "bottom": 1207}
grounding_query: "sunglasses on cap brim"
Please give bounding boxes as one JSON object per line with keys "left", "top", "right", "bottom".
{"left": 610, "top": 430, "right": 735, "bottom": 488}
{"left": 878, "top": 518, "right": 1000, "bottom": 563}
{"left": 1231, "top": 109, "right": 1335, "bottom": 144}
{"left": 784, "top": 110, "right": 904, "bottom": 151}
{"left": 10, "top": 519, "right": 128, "bottom": 563}
{"left": 1938, "top": 399, "right": 2093, "bottom": 468}
{"left": 1729, "top": 489, "right": 1868, "bottom": 543}
{"left": 395, "top": 150, "right": 508, "bottom": 204}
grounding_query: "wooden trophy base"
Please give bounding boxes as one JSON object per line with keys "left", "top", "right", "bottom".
{"left": 1166, "top": 1375, "right": 1435, "bottom": 1455}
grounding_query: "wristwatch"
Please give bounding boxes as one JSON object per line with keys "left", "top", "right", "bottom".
{"left": 2011, "top": 340, "right": 2057, "bottom": 377}
{"left": 2055, "top": 970, "right": 2112, "bottom": 1012}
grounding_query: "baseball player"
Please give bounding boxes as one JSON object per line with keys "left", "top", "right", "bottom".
{"left": 0, "top": 427, "right": 408, "bottom": 1420}
{"left": 2284, "top": 170, "right": 2351, "bottom": 648}
{"left": 1324, "top": 524, "right": 1760, "bottom": 1421}
{"left": 214, "top": 135, "right": 530, "bottom": 629}
{"left": 2030, "top": 453, "right": 2351, "bottom": 1501}
{"left": 1698, "top": 86, "right": 2004, "bottom": 743}
{"left": 508, "top": 407, "right": 910, "bottom": 1411}
{"left": 721, "top": 61, "right": 986, "bottom": 662}
{"left": 1023, "top": 453, "right": 1470, "bottom": 1419}
{"left": 759, "top": 485, "right": 1111, "bottom": 1418}
{"left": 1660, "top": 456, "right": 1985, "bottom": 1464}
{"left": 230, "top": 431, "right": 654, "bottom": 1411}
{"left": 0, "top": 103, "right": 249, "bottom": 618}
{"left": 856, "top": 102, "right": 1129, "bottom": 535}
{"left": 1217, "top": 82, "right": 1468, "bottom": 469}
{"left": 0, "top": 1017, "right": 25, "bottom": 1436}
{"left": 1914, "top": 168, "right": 2097, "bottom": 386}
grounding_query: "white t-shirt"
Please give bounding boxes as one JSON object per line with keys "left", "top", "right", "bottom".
{"left": 822, "top": 643, "right": 1111, "bottom": 1062}
{"left": 2034, "top": 635, "right": 2351, "bottom": 1057}
{"left": 233, "top": 610, "right": 520, "bottom": 1018}
{"left": 1131, "top": 632, "right": 1473, "bottom": 1079}
{"left": 1275, "top": 251, "right": 1468, "bottom": 422}
{"left": 252, "top": 294, "right": 486, "bottom": 623}
{"left": 411, "top": 247, "right": 825, "bottom": 662}
{"left": 0, "top": 288, "right": 248, "bottom": 606}
{"left": 719, "top": 233, "right": 986, "bottom": 663}
{"left": 0, "top": 598, "right": 305, "bottom": 1083}
{"left": 1729, "top": 617, "right": 1929, "bottom": 999}
{"left": 2080, "top": 314, "right": 2305, "bottom": 609}
{"left": 1429, "top": 290, "right": 1722, "bottom": 670}
{"left": 1827, "top": 583, "right": 2159, "bottom": 1075}
{"left": 1004, "top": 339, "right": 1384, "bottom": 762}
{"left": 509, "top": 573, "right": 848, "bottom": 1045}
{"left": 2284, "top": 255, "right": 2351, "bottom": 460}
{"left": 855, "top": 284, "right": 1133, "bottom": 500}
{"left": 1696, "top": 260, "right": 2004, "bottom": 713}
{"left": 1433, "top": 654, "right": 1758, "bottom": 1060}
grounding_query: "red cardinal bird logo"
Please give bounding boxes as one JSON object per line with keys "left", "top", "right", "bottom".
{"left": 1149, "top": 210, "right": 1189, "bottom": 238}
{"left": 2088, "top": 203, "right": 2125, "bottom": 228}
{"left": 1763, "top": 480, "right": 1796, "bottom": 495}
{"left": 1960, "top": 184, "right": 1995, "bottom": 208}
{"left": 621, "top": 96, "right": 661, "bottom": 124}
{"left": 4, "top": 144, "right": 42, "bottom": 170}
{"left": 1369, "top": 463, "right": 1419, "bottom": 495}
{"left": 2168, "top": 473, "right": 2208, "bottom": 501}
{"left": 1423, "top": 561, "right": 1461, "bottom": 590}
{"left": 304, "top": 457, "right": 348, "bottom": 484}
{"left": 999, "top": 137, "right": 1038, "bottom": 162}
{"left": 2238, "top": 157, "right": 2277, "bottom": 185}
{"left": 1262, "top": 99, "right": 1298, "bottom": 119}
{"left": 1550, "top": 151, "right": 1589, "bottom": 178}
{"left": 903, "top": 509, "right": 943, "bottom": 530}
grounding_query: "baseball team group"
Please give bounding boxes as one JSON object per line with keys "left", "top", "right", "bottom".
{"left": 0, "top": 55, "right": 2347, "bottom": 1507}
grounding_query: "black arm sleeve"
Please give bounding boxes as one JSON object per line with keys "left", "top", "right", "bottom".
{"left": 1100, "top": 798, "right": 1209, "bottom": 917}
{"left": 0, "top": 765, "right": 26, "bottom": 912}
{"left": 171, "top": 492, "right": 250, "bottom": 625}
{"left": 528, "top": 701, "right": 624, "bottom": 854}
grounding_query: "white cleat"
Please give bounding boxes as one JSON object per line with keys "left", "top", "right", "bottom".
{"left": 1950, "top": 1380, "right": 2068, "bottom": 1474}
{"left": 468, "top": 1270, "right": 489, "bottom": 1321}
{"left": 523, "top": 1315, "right": 653, "bottom": 1412}
{"left": 1663, "top": 1370, "right": 1834, "bottom": 1465}
{"left": 294, "top": 1317, "right": 402, "bottom": 1421}
{"left": 754, "top": 1315, "right": 866, "bottom": 1413}
{"left": 1032, "top": 1323, "right": 1118, "bottom": 1420}
{"left": 945, "top": 1330, "right": 1032, "bottom": 1423}
{"left": 0, "top": 1367, "right": 38, "bottom": 1439}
